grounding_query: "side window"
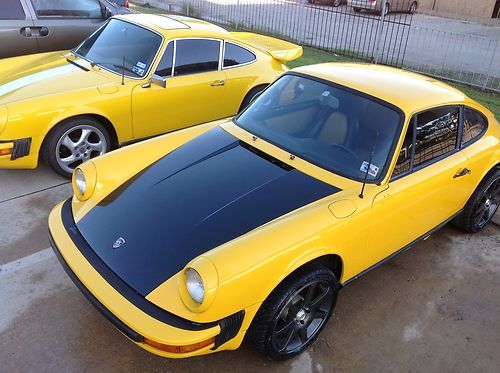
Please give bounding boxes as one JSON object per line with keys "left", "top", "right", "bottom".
{"left": 174, "top": 39, "right": 220, "bottom": 77}
{"left": 413, "top": 107, "right": 459, "bottom": 168}
{"left": 1, "top": 0, "right": 25, "bottom": 20}
{"left": 462, "top": 107, "right": 487, "bottom": 146}
{"left": 393, "top": 118, "right": 414, "bottom": 177}
{"left": 155, "top": 42, "right": 174, "bottom": 77}
{"left": 31, "top": 0, "right": 103, "bottom": 18}
{"left": 223, "top": 42, "right": 256, "bottom": 68}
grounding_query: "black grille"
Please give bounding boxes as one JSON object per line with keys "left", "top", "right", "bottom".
{"left": 213, "top": 310, "right": 245, "bottom": 349}
{"left": 11, "top": 138, "right": 31, "bottom": 160}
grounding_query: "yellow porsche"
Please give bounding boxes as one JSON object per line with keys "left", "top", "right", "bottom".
{"left": 48, "top": 64, "right": 500, "bottom": 360}
{"left": 0, "top": 13, "right": 301, "bottom": 177}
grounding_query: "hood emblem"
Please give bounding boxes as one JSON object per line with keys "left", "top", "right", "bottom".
{"left": 113, "top": 237, "right": 126, "bottom": 249}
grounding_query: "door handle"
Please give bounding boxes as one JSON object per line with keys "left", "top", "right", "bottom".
{"left": 20, "top": 27, "right": 32, "bottom": 37}
{"left": 210, "top": 80, "right": 225, "bottom": 87}
{"left": 453, "top": 168, "right": 471, "bottom": 178}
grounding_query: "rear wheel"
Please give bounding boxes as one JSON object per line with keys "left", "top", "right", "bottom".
{"left": 353, "top": 6, "right": 361, "bottom": 12}
{"left": 453, "top": 168, "right": 500, "bottom": 233}
{"left": 42, "top": 117, "right": 111, "bottom": 178}
{"left": 247, "top": 264, "right": 339, "bottom": 360}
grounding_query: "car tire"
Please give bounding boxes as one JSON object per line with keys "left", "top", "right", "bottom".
{"left": 332, "top": 0, "right": 341, "bottom": 6}
{"left": 452, "top": 168, "right": 500, "bottom": 233}
{"left": 42, "top": 117, "right": 111, "bottom": 178}
{"left": 353, "top": 7, "right": 361, "bottom": 12}
{"left": 408, "top": 1, "right": 417, "bottom": 14}
{"left": 246, "top": 264, "right": 339, "bottom": 360}
{"left": 238, "top": 85, "right": 267, "bottom": 113}
{"left": 381, "top": 2, "right": 390, "bottom": 16}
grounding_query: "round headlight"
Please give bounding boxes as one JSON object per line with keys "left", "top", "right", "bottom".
{"left": 185, "top": 268, "right": 204, "bottom": 304}
{"left": 74, "top": 168, "right": 87, "bottom": 196}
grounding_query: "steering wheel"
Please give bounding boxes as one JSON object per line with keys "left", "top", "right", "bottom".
{"left": 330, "top": 143, "right": 359, "bottom": 160}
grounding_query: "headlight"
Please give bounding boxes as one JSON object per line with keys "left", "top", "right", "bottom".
{"left": 180, "top": 257, "right": 218, "bottom": 312}
{"left": 72, "top": 162, "right": 97, "bottom": 201}
{"left": 185, "top": 268, "right": 204, "bottom": 304}
{"left": 74, "top": 168, "right": 87, "bottom": 196}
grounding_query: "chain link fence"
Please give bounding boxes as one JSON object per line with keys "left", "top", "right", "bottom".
{"left": 134, "top": 0, "right": 500, "bottom": 92}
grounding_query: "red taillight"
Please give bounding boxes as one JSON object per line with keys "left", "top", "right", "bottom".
{"left": 368, "top": 0, "right": 377, "bottom": 3}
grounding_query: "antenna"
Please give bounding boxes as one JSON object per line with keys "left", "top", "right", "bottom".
{"left": 359, "top": 131, "right": 380, "bottom": 199}
{"left": 121, "top": 56, "right": 125, "bottom": 86}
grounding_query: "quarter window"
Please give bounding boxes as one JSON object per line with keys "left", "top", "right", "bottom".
{"left": 393, "top": 118, "right": 414, "bottom": 177}
{"left": 1, "top": 0, "right": 25, "bottom": 20}
{"left": 223, "top": 42, "right": 256, "bottom": 68}
{"left": 155, "top": 42, "right": 174, "bottom": 77}
{"left": 174, "top": 39, "right": 220, "bottom": 76}
{"left": 462, "top": 107, "right": 487, "bottom": 146}
{"left": 413, "top": 107, "right": 459, "bottom": 168}
{"left": 31, "top": 0, "right": 103, "bottom": 18}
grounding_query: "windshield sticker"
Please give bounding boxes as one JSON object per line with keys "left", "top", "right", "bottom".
{"left": 360, "top": 161, "right": 380, "bottom": 177}
{"left": 136, "top": 61, "right": 147, "bottom": 69}
{"left": 132, "top": 66, "right": 145, "bottom": 76}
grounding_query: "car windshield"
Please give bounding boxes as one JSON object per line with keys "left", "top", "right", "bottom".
{"left": 74, "top": 19, "right": 162, "bottom": 78}
{"left": 235, "top": 75, "right": 402, "bottom": 182}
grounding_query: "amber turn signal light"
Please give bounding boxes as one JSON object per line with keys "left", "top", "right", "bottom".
{"left": 0, "top": 148, "right": 12, "bottom": 157}
{"left": 144, "top": 336, "right": 215, "bottom": 353}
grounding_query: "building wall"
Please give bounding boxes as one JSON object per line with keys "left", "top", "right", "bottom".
{"left": 417, "top": 0, "right": 497, "bottom": 19}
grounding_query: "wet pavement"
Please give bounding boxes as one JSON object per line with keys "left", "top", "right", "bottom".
{"left": 1, "top": 165, "right": 499, "bottom": 372}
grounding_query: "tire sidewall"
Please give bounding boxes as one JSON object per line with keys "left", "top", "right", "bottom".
{"left": 43, "top": 117, "right": 111, "bottom": 178}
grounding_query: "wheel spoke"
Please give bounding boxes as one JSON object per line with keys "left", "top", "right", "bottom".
{"left": 60, "top": 154, "right": 78, "bottom": 166}
{"left": 303, "top": 283, "right": 317, "bottom": 308}
{"left": 297, "top": 327, "right": 308, "bottom": 343}
{"left": 309, "top": 286, "right": 330, "bottom": 311}
{"left": 89, "top": 141, "right": 103, "bottom": 153}
{"left": 61, "top": 136, "right": 76, "bottom": 150}
{"left": 274, "top": 319, "right": 295, "bottom": 337}
{"left": 76, "top": 128, "right": 92, "bottom": 147}
{"left": 312, "top": 308, "right": 329, "bottom": 320}
{"left": 278, "top": 326, "right": 297, "bottom": 352}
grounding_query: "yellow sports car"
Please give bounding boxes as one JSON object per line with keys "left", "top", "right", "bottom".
{"left": 0, "top": 14, "right": 301, "bottom": 177}
{"left": 48, "top": 64, "right": 500, "bottom": 360}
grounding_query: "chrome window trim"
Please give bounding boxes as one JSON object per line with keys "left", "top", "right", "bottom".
{"left": 221, "top": 40, "right": 257, "bottom": 70}
{"left": 169, "top": 37, "right": 223, "bottom": 77}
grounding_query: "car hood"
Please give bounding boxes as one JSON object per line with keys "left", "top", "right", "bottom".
{"left": 76, "top": 127, "right": 341, "bottom": 296}
{"left": 0, "top": 52, "right": 118, "bottom": 105}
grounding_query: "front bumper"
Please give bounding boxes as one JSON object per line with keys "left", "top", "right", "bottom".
{"left": 48, "top": 199, "right": 245, "bottom": 358}
{"left": 0, "top": 137, "right": 38, "bottom": 168}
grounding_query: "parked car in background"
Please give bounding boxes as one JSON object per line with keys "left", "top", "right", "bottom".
{"left": 0, "top": 14, "right": 302, "bottom": 177}
{"left": 110, "top": 0, "right": 129, "bottom": 7}
{"left": 48, "top": 63, "right": 499, "bottom": 359}
{"left": 0, "top": 0, "right": 131, "bottom": 59}
{"left": 348, "top": 0, "right": 418, "bottom": 15}
{"left": 307, "top": 0, "right": 347, "bottom": 7}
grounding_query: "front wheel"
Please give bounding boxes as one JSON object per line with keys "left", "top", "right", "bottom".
{"left": 408, "top": 1, "right": 417, "bottom": 14}
{"left": 247, "top": 264, "right": 339, "bottom": 360}
{"left": 453, "top": 168, "right": 500, "bottom": 233}
{"left": 42, "top": 117, "right": 111, "bottom": 178}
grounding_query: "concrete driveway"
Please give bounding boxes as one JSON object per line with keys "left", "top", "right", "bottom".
{"left": 0, "top": 166, "right": 499, "bottom": 372}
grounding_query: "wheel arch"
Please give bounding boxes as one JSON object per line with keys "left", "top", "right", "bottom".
{"left": 40, "top": 113, "right": 120, "bottom": 158}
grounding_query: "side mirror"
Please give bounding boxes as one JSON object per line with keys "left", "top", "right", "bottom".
{"left": 151, "top": 74, "right": 167, "bottom": 88}
{"left": 103, "top": 7, "right": 113, "bottom": 19}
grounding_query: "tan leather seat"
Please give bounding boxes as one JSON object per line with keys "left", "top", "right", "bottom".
{"left": 317, "top": 112, "right": 348, "bottom": 145}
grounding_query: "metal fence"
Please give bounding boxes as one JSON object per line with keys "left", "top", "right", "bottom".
{"left": 135, "top": 0, "right": 500, "bottom": 92}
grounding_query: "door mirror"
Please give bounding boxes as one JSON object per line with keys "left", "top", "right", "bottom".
{"left": 151, "top": 74, "right": 167, "bottom": 88}
{"left": 103, "top": 7, "right": 113, "bottom": 19}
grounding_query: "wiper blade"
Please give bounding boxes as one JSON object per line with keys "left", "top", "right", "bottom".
{"left": 66, "top": 57, "right": 90, "bottom": 72}
{"left": 92, "top": 61, "right": 142, "bottom": 77}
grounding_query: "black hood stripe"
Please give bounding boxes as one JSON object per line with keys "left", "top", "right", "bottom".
{"left": 77, "top": 128, "right": 340, "bottom": 296}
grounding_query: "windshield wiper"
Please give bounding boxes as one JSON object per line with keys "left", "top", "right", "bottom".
{"left": 90, "top": 61, "right": 142, "bottom": 78}
{"left": 66, "top": 56, "right": 90, "bottom": 72}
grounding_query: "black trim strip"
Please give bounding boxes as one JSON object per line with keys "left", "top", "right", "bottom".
{"left": 341, "top": 209, "right": 463, "bottom": 287}
{"left": 66, "top": 58, "right": 90, "bottom": 72}
{"left": 49, "top": 232, "right": 144, "bottom": 343}
{"left": 59, "top": 198, "right": 218, "bottom": 331}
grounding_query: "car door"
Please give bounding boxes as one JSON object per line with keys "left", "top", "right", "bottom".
{"left": 365, "top": 106, "right": 472, "bottom": 263}
{"left": 28, "top": 0, "right": 108, "bottom": 53}
{"left": 0, "top": 0, "right": 37, "bottom": 58}
{"left": 131, "top": 38, "right": 227, "bottom": 139}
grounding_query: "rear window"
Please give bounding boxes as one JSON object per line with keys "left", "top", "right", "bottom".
{"left": 0, "top": 0, "right": 25, "bottom": 20}
{"left": 462, "top": 107, "right": 487, "bottom": 146}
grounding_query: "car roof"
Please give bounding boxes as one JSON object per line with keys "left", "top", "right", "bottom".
{"left": 114, "top": 13, "right": 230, "bottom": 36}
{"left": 293, "top": 63, "right": 474, "bottom": 115}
